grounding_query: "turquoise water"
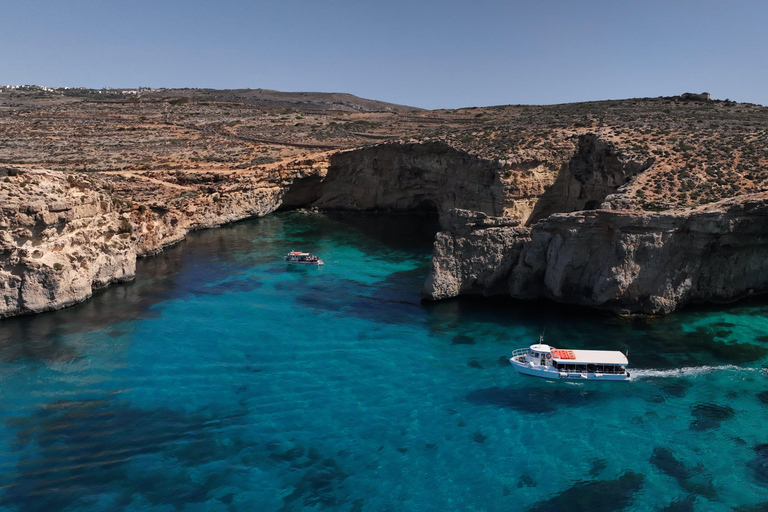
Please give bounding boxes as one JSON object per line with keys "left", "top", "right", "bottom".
{"left": 1, "top": 211, "right": 768, "bottom": 511}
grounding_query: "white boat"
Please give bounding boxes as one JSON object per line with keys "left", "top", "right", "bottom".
{"left": 509, "top": 335, "right": 631, "bottom": 382}
{"left": 284, "top": 251, "right": 324, "bottom": 265}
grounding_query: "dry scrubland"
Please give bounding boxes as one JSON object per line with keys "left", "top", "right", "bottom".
{"left": 1, "top": 87, "right": 767, "bottom": 214}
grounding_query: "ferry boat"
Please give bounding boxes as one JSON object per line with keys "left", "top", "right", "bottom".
{"left": 509, "top": 335, "right": 631, "bottom": 382}
{"left": 284, "top": 251, "right": 324, "bottom": 265}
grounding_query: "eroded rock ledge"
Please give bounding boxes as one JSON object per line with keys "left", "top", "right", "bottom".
{"left": 423, "top": 201, "right": 768, "bottom": 315}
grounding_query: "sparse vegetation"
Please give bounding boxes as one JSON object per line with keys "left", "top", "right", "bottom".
{"left": 0, "top": 88, "right": 765, "bottom": 213}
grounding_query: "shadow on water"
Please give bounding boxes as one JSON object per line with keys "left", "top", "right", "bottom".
{"left": 323, "top": 211, "right": 440, "bottom": 255}
{"left": 525, "top": 471, "right": 644, "bottom": 512}
{"left": 465, "top": 385, "right": 603, "bottom": 414}
{"left": 0, "top": 215, "right": 308, "bottom": 363}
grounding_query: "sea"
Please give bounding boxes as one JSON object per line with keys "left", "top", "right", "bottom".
{"left": 1, "top": 211, "right": 768, "bottom": 512}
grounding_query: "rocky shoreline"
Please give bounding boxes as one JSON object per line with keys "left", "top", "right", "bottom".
{"left": 422, "top": 201, "right": 768, "bottom": 315}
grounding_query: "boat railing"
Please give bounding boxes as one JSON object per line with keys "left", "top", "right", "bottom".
{"left": 510, "top": 348, "right": 528, "bottom": 360}
{"left": 555, "top": 365, "right": 627, "bottom": 374}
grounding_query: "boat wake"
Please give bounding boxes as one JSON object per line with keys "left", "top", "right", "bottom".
{"left": 632, "top": 365, "right": 760, "bottom": 379}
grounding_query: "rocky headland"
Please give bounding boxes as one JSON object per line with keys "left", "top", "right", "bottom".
{"left": 1, "top": 86, "right": 767, "bottom": 317}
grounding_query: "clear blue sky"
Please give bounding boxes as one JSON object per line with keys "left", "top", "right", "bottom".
{"left": 2, "top": 0, "right": 766, "bottom": 109}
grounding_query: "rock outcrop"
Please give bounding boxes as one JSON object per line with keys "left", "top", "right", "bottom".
{"left": 424, "top": 198, "right": 768, "bottom": 314}
{"left": 310, "top": 142, "right": 506, "bottom": 217}
{"left": 0, "top": 167, "right": 296, "bottom": 318}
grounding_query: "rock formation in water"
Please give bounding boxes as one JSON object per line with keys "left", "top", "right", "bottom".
{"left": 423, "top": 200, "right": 768, "bottom": 314}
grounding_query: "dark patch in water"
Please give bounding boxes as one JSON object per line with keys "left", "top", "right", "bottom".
{"left": 657, "top": 495, "right": 696, "bottom": 512}
{"left": 465, "top": 386, "right": 601, "bottom": 414}
{"left": 290, "top": 266, "right": 428, "bottom": 327}
{"left": 269, "top": 445, "right": 306, "bottom": 464}
{"left": 660, "top": 381, "right": 691, "bottom": 398}
{"left": 517, "top": 474, "right": 536, "bottom": 488}
{"left": 4, "top": 397, "right": 248, "bottom": 512}
{"left": 758, "top": 392, "right": 768, "bottom": 405}
{"left": 756, "top": 335, "right": 768, "bottom": 344}
{"left": 651, "top": 446, "right": 692, "bottom": 483}
{"left": 195, "top": 275, "right": 263, "bottom": 296}
{"left": 588, "top": 458, "right": 607, "bottom": 477}
{"left": 280, "top": 456, "right": 350, "bottom": 511}
{"left": 474, "top": 432, "right": 487, "bottom": 443}
{"left": 498, "top": 356, "right": 512, "bottom": 366}
{"left": 468, "top": 359, "right": 482, "bottom": 368}
{"left": 218, "top": 493, "right": 235, "bottom": 505}
{"left": 749, "top": 444, "right": 768, "bottom": 486}
{"left": 650, "top": 446, "right": 717, "bottom": 499}
{"left": 452, "top": 334, "right": 475, "bottom": 345}
{"left": 525, "top": 471, "right": 644, "bottom": 512}
{"left": 690, "top": 403, "right": 735, "bottom": 431}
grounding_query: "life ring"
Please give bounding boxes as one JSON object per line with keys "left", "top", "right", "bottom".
{"left": 546, "top": 353, "right": 551, "bottom": 359}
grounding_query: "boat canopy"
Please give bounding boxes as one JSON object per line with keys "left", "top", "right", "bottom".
{"left": 551, "top": 349, "right": 628, "bottom": 365}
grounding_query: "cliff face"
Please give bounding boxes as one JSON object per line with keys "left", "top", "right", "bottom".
{"left": 310, "top": 142, "right": 506, "bottom": 216}
{"left": 0, "top": 167, "right": 293, "bottom": 318}
{"left": 424, "top": 199, "right": 768, "bottom": 314}
{"left": 0, "top": 169, "right": 137, "bottom": 316}
{"left": 2, "top": 131, "right": 766, "bottom": 318}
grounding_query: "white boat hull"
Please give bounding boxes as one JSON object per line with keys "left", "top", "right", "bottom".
{"left": 510, "top": 356, "right": 631, "bottom": 382}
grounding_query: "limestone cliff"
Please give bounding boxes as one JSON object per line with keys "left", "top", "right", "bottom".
{"left": 2, "top": 129, "right": 766, "bottom": 318}
{"left": 0, "top": 166, "right": 301, "bottom": 318}
{"left": 310, "top": 142, "right": 507, "bottom": 216}
{"left": 424, "top": 198, "right": 768, "bottom": 314}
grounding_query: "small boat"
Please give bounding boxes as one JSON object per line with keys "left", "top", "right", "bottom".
{"left": 284, "top": 251, "right": 324, "bottom": 265}
{"left": 509, "top": 335, "right": 631, "bottom": 381}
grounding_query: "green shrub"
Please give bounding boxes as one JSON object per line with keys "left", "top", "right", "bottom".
{"left": 118, "top": 219, "right": 133, "bottom": 234}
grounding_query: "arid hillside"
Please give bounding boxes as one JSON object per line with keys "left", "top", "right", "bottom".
{"left": 2, "top": 86, "right": 766, "bottom": 215}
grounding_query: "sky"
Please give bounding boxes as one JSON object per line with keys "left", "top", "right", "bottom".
{"left": 1, "top": 0, "right": 766, "bottom": 110}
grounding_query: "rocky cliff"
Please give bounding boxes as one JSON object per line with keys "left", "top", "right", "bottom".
{"left": 423, "top": 198, "right": 768, "bottom": 314}
{"left": 0, "top": 164, "right": 314, "bottom": 318}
